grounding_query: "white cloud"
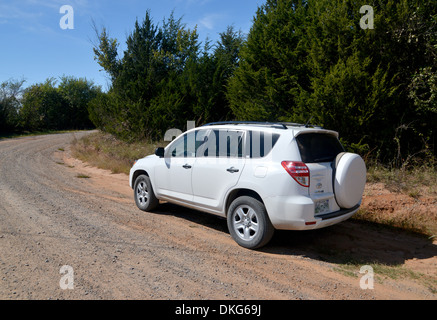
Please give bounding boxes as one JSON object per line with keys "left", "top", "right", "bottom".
{"left": 198, "top": 13, "right": 224, "bottom": 30}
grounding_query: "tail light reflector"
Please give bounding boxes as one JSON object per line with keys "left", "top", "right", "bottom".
{"left": 281, "top": 161, "right": 310, "bottom": 187}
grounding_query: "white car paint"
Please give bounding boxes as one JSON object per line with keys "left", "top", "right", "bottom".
{"left": 129, "top": 122, "right": 366, "bottom": 248}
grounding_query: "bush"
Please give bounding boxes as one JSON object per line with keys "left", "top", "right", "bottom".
{"left": 20, "top": 77, "right": 101, "bottom": 132}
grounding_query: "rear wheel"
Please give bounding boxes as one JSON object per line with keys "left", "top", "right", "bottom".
{"left": 227, "top": 196, "right": 274, "bottom": 249}
{"left": 134, "top": 174, "right": 159, "bottom": 212}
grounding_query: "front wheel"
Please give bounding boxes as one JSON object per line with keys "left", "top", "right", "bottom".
{"left": 227, "top": 196, "right": 274, "bottom": 249}
{"left": 134, "top": 174, "right": 159, "bottom": 212}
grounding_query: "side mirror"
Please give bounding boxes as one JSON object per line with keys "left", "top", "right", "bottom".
{"left": 155, "top": 147, "right": 165, "bottom": 158}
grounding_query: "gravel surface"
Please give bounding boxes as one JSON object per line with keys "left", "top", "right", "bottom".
{"left": 0, "top": 132, "right": 436, "bottom": 300}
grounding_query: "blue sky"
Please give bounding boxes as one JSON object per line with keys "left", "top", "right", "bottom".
{"left": 0, "top": 0, "right": 263, "bottom": 91}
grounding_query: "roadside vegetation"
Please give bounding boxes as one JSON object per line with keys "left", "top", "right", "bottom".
{"left": 3, "top": 0, "right": 436, "bottom": 166}
{"left": 334, "top": 262, "right": 437, "bottom": 294}
{"left": 89, "top": 0, "right": 437, "bottom": 166}
{"left": 71, "top": 130, "right": 166, "bottom": 174}
{"left": 366, "top": 163, "right": 437, "bottom": 197}
{"left": 357, "top": 160, "right": 437, "bottom": 238}
{"left": 1, "top": 77, "right": 100, "bottom": 136}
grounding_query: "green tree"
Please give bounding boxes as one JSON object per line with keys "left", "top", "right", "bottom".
{"left": 183, "top": 26, "right": 245, "bottom": 125}
{"left": 227, "top": 0, "right": 437, "bottom": 163}
{"left": 227, "top": 0, "right": 309, "bottom": 121}
{"left": 211, "top": 26, "right": 245, "bottom": 121}
{"left": 20, "top": 77, "right": 100, "bottom": 132}
{"left": 58, "top": 76, "right": 100, "bottom": 129}
{"left": 92, "top": 23, "right": 120, "bottom": 82}
{"left": 20, "top": 78, "right": 66, "bottom": 131}
{"left": 91, "top": 11, "right": 202, "bottom": 140}
{"left": 0, "top": 79, "right": 25, "bottom": 133}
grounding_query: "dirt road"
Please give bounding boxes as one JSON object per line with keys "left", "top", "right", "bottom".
{"left": 0, "top": 132, "right": 436, "bottom": 300}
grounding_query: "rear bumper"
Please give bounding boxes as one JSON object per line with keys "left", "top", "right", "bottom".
{"left": 315, "top": 204, "right": 360, "bottom": 221}
{"left": 264, "top": 195, "right": 360, "bottom": 230}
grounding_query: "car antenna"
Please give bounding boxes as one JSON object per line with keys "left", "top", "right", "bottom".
{"left": 304, "top": 115, "right": 313, "bottom": 128}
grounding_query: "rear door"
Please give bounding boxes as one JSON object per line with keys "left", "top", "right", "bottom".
{"left": 191, "top": 129, "right": 245, "bottom": 211}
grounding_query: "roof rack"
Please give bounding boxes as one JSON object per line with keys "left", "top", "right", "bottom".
{"left": 202, "top": 121, "right": 288, "bottom": 129}
{"left": 202, "top": 121, "right": 323, "bottom": 130}
{"left": 280, "top": 122, "right": 324, "bottom": 129}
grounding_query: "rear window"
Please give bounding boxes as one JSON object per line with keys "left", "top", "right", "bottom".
{"left": 296, "top": 133, "right": 344, "bottom": 163}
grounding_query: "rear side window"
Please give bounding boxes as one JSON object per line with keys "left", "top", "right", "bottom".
{"left": 246, "top": 131, "right": 280, "bottom": 158}
{"left": 296, "top": 133, "right": 344, "bottom": 163}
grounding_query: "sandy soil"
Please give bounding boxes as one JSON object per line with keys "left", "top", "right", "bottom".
{"left": 0, "top": 132, "right": 436, "bottom": 301}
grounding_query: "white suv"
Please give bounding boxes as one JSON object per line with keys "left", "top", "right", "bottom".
{"left": 129, "top": 122, "right": 366, "bottom": 249}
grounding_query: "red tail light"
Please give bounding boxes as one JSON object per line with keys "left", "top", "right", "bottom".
{"left": 281, "top": 161, "right": 310, "bottom": 187}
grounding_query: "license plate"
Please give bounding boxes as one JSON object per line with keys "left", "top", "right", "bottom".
{"left": 315, "top": 199, "right": 329, "bottom": 215}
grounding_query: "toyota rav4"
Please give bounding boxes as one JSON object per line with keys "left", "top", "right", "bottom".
{"left": 129, "top": 121, "right": 367, "bottom": 249}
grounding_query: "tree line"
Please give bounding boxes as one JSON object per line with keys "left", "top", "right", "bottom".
{"left": 91, "top": 0, "right": 436, "bottom": 164}
{"left": 0, "top": 76, "right": 100, "bottom": 134}
{"left": 1, "top": 0, "right": 435, "bottom": 166}
{"left": 226, "top": 0, "right": 436, "bottom": 165}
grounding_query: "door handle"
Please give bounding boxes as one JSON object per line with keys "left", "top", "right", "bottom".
{"left": 226, "top": 167, "right": 239, "bottom": 173}
{"left": 183, "top": 164, "right": 192, "bottom": 169}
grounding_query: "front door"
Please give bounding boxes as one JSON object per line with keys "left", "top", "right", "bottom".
{"left": 154, "top": 131, "right": 195, "bottom": 202}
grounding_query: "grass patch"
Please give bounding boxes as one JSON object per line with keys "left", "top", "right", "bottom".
{"left": 359, "top": 163, "right": 437, "bottom": 238}
{"left": 366, "top": 163, "right": 437, "bottom": 196}
{"left": 334, "top": 262, "right": 437, "bottom": 293}
{"left": 76, "top": 174, "right": 91, "bottom": 179}
{"left": 71, "top": 131, "right": 166, "bottom": 175}
{"left": 353, "top": 208, "right": 437, "bottom": 239}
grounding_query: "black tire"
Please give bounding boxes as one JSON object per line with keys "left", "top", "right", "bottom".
{"left": 227, "top": 196, "right": 274, "bottom": 249}
{"left": 134, "top": 174, "right": 159, "bottom": 212}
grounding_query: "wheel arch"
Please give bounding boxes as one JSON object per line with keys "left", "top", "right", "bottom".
{"left": 131, "top": 169, "right": 149, "bottom": 189}
{"left": 225, "top": 188, "right": 264, "bottom": 217}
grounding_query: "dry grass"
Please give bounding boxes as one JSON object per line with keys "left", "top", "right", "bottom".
{"left": 366, "top": 164, "right": 437, "bottom": 197}
{"left": 71, "top": 131, "right": 167, "bottom": 175}
{"left": 354, "top": 206, "right": 437, "bottom": 239}
{"left": 357, "top": 163, "right": 437, "bottom": 238}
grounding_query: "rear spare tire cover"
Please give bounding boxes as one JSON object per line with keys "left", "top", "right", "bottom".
{"left": 333, "top": 153, "right": 366, "bottom": 209}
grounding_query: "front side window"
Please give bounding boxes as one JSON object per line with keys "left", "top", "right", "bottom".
{"left": 168, "top": 130, "right": 209, "bottom": 158}
{"left": 169, "top": 134, "right": 188, "bottom": 158}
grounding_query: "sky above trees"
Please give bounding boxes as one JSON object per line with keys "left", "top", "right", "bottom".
{"left": 0, "top": 0, "right": 261, "bottom": 90}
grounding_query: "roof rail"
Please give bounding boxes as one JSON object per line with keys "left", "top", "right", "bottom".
{"left": 280, "top": 122, "right": 324, "bottom": 129}
{"left": 202, "top": 121, "right": 324, "bottom": 130}
{"left": 202, "top": 121, "right": 288, "bottom": 129}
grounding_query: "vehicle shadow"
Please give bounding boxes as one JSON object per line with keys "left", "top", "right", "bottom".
{"left": 154, "top": 203, "right": 436, "bottom": 267}
{"left": 265, "top": 220, "right": 437, "bottom": 267}
{"left": 154, "top": 202, "right": 229, "bottom": 232}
